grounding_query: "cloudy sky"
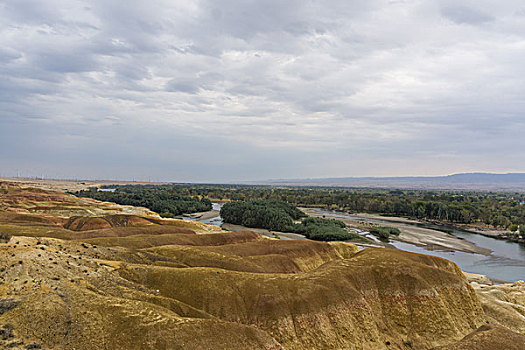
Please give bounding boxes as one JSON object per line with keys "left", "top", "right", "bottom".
{"left": 1, "top": 0, "right": 524, "bottom": 182}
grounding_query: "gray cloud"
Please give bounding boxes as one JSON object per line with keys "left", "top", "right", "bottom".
{"left": 441, "top": 6, "right": 494, "bottom": 25}
{"left": 1, "top": 0, "right": 524, "bottom": 181}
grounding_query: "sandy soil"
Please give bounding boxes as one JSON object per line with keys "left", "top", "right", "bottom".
{"left": 183, "top": 210, "right": 220, "bottom": 220}
{"left": 396, "top": 225, "right": 490, "bottom": 255}
{"left": 345, "top": 212, "right": 421, "bottom": 224}
{"left": 336, "top": 209, "right": 513, "bottom": 240}
{"left": 457, "top": 226, "right": 510, "bottom": 238}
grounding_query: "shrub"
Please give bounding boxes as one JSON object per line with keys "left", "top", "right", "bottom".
{"left": 0, "top": 233, "right": 11, "bottom": 243}
{"left": 293, "top": 217, "right": 358, "bottom": 241}
{"left": 304, "top": 226, "right": 359, "bottom": 241}
{"left": 370, "top": 226, "right": 401, "bottom": 240}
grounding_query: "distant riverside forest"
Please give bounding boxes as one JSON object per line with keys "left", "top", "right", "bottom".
{"left": 133, "top": 184, "right": 524, "bottom": 233}
{"left": 220, "top": 200, "right": 359, "bottom": 241}
{"left": 75, "top": 185, "right": 212, "bottom": 217}
{"left": 76, "top": 184, "right": 525, "bottom": 238}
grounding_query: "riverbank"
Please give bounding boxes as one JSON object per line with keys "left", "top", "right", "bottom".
{"left": 451, "top": 224, "right": 524, "bottom": 244}
{"left": 348, "top": 211, "right": 522, "bottom": 243}
{"left": 184, "top": 204, "right": 525, "bottom": 281}
{"left": 187, "top": 206, "right": 491, "bottom": 254}
{"left": 300, "top": 207, "right": 491, "bottom": 255}
{"left": 183, "top": 209, "right": 220, "bottom": 221}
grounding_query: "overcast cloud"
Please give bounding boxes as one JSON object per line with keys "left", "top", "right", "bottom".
{"left": 1, "top": 0, "right": 524, "bottom": 182}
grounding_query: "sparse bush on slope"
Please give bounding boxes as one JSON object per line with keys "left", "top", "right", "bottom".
{"left": 0, "top": 232, "right": 10, "bottom": 243}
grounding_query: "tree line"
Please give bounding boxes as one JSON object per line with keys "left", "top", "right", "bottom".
{"left": 75, "top": 185, "right": 212, "bottom": 217}
{"left": 220, "top": 200, "right": 359, "bottom": 241}
{"left": 155, "top": 185, "right": 525, "bottom": 231}
{"left": 75, "top": 184, "right": 525, "bottom": 236}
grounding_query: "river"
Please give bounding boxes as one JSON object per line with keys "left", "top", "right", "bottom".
{"left": 311, "top": 209, "right": 525, "bottom": 282}
{"left": 193, "top": 204, "right": 525, "bottom": 282}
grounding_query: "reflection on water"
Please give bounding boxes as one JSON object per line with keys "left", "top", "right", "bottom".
{"left": 183, "top": 202, "right": 224, "bottom": 226}
{"left": 390, "top": 241, "right": 525, "bottom": 282}
{"left": 200, "top": 216, "right": 224, "bottom": 226}
{"left": 312, "top": 209, "right": 525, "bottom": 282}
{"left": 211, "top": 203, "right": 223, "bottom": 211}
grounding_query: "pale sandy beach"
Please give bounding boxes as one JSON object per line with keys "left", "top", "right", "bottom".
{"left": 300, "top": 207, "right": 491, "bottom": 255}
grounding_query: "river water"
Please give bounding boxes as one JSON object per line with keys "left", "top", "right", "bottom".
{"left": 195, "top": 204, "right": 525, "bottom": 282}
{"left": 312, "top": 210, "right": 525, "bottom": 282}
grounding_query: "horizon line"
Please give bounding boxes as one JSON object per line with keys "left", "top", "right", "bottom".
{"left": 2, "top": 171, "right": 525, "bottom": 185}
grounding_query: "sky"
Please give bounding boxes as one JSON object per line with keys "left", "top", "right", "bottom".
{"left": 1, "top": 0, "right": 524, "bottom": 182}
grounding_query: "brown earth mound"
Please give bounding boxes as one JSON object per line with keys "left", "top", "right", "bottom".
{"left": 0, "top": 237, "right": 281, "bottom": 350}
{"left": 119, "top": 248, "right": 486, "bottom": 349}
{"left": 194, "top": 239, "right": 359, "bottom": 272}
{"left": 82, "top": 230, "right": 261, "bottom": 249}
{"left": 64, "top": 214, "right": 158, "bottom": 231}
{"left": 65, "top": 216, "right": 113, "bottom": 230}
{"left": 434, "top": 323, "right": 525, "bottom": 349}
{"left": 141, "top": 238, "right": 359, "bottom": 273}
{"left": 71, "top": 225, "right": 197, "bottom": 240}
{"left": 2, "top": 232, "right": 491, "bottom": 350}
{"left": 0, "top": 181, "right": 156, "bottom": 217}
{"left": 0, "top": 211, "right": 65, "bottom": 226}
{"left": 0, "top": 223, "right": 198, "bottom": 241}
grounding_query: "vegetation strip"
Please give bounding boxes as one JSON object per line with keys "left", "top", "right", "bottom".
{"left": 75, "top": 185, "right": 212, "bottom": 217}
{"left": 220, "top": 199, "right": 360, "bottom": 241}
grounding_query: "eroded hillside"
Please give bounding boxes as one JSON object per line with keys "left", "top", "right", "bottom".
{"left": 1, "top": 181, "right": 524, "bottom": 349}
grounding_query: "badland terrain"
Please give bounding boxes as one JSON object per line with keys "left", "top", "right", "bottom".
{"left": 1, "top": 179, "right": 525, "bottom": 349}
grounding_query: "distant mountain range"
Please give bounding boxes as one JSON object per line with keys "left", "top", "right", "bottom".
{"left": 251, "top": 173, "right": 525, "bottom": 191}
